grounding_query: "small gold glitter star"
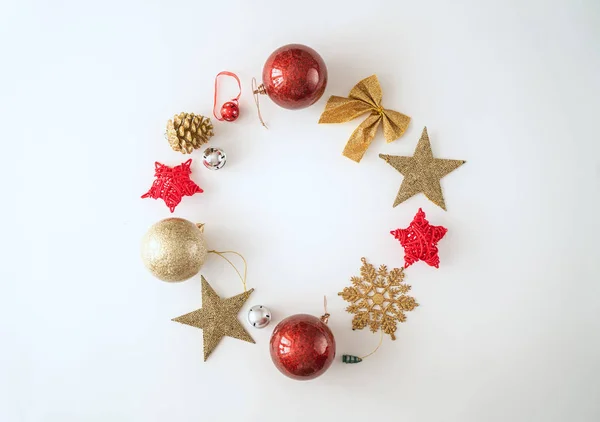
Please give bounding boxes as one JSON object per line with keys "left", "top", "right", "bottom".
{"left": 172, "top": 276, "right": 255, "bottom": 361}
{"left": 379, "top": 127, "right": 465, "bottom": 210}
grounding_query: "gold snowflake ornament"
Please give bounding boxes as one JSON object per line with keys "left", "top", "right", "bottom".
{"left": 339, "top": 258, "right": 418, "bottom": 340}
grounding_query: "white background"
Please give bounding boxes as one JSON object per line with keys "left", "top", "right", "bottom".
{"left": 1, "top": 0, "right": 599, "bottom": 421}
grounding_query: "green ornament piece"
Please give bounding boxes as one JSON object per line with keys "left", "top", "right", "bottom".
{"left": 342, "top": 354, "right": 363, "bottom": 364}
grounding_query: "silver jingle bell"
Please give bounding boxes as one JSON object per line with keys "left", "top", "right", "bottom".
{"left": 202, "top": 147, "right": 227, "bottom": 170}
{"left": 247, "top": 305, "right": 272, "bottom": 329}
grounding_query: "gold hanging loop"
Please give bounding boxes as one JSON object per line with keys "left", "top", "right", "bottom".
{"left": 252, "top": 77, "right": 268, "bottom": 129}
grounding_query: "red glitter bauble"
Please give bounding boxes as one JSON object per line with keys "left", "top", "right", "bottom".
{"left": 269, "top": 314, "right": 336, "bottom": 380}
{"left": 220, "top": 101, "right": 239, "bottom": 122}
{"left": 262, "top": 44, "right": 328, "bottom": 110}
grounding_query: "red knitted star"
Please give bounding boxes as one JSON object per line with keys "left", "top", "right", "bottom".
{"left": 391, "top": 208, "right": 447, "bottom": 268}
{"left": 141, "top": 159, "right": 203, "bottom": 212}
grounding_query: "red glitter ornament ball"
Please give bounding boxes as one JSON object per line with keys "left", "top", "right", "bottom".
{"left": 220, "top": 101, "right": 239, "bottom": 122}
{"left": 261, "top": 44, "right": 328, "bottom": 109}
{"left": 270, "top": 314, "right": 336, "bottom": 380}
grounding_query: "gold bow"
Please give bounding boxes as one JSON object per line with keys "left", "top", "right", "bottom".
{"left": 318, "top": 75, "right": 411, "bottom": 162}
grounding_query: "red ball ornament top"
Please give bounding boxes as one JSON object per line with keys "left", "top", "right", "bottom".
{"left": 259, "top": 44, "right": 328, "bottom": 110}
{"left": 270, "top": 313, "right": 336, "bottom": 380}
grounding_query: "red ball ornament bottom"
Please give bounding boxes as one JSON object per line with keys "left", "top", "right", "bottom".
{"left": 220, "top": 101, "right": 239, "bottom": 122}
{"left": 270, "top": 314, "right": 336, "bottom": 380}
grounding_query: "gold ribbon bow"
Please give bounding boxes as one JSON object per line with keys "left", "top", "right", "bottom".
{"left": 318, "top": 75, "right": 411, "bottom": 162}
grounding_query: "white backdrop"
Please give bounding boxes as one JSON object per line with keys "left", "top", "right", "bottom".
{"left": 1, "top": 0, "right": 599, "bottom": 421}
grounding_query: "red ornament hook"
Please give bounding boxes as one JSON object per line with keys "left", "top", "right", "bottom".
{"left": 213, "top": 71, "right": 241, "bottom": 122}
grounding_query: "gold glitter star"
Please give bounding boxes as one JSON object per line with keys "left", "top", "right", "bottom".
{"left": 379, "top": 127, "right": 465, "bottom": 210}
{"left": 172, "top": 276, "right": 255, "bottom": 361}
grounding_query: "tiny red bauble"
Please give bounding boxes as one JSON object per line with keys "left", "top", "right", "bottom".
{"left": 220, "top": 101, "right": 239, "bottom": 122}
{"left": 259, "top": 44, "right": 328, "bottom": 110}
{"left": 213, "top": 71, "right": 242, "bottom": 122}
{"left": 270, "top": 313, "right": 336, "bottom": 380}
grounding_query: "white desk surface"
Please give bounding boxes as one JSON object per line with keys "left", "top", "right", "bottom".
{"left": 1, "top": 0, "right": 599, "bottom": 421}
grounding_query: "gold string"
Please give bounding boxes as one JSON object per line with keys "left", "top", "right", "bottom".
{"left": 208, "top": 250, "right": 248, "bottom": 292}
{"left": 252, "top": 77, "right": 268, "bottom": 129}
{"left": 361, "top": 329, "right": 384, "bottom": 359}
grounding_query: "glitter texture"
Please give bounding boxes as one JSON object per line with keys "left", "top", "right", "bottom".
{"left": 338, "top": 258, "right": 418, "bottom": 340}
{"left": 141, "top": 218, "right": 207, "bottom": 282}
{"left": 269, "top": 314, "right": 336, "bottom": 380}
{"left": 379, "top": 127, "right": 465, "bottom": 210}
{"left": 319, "top": 75, "right": 411, "bottom": 162}
{"left": 262, "top": 44, "right": 327, "bottom": 109}
{"left": 166, "top": 113, "right": 214, "bottom": 154}
{"left": 172, "top": 276, "right": 255, "bottom": 361}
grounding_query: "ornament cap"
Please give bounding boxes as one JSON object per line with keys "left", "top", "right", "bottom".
{"left": 320, "top": 295, "right": 330, "bottom": 324}
{"left": 251, "top": 78, "right": 268, "bottom": 128}
{"left": 252, "top": 83, "right": 267, "bottom": 95}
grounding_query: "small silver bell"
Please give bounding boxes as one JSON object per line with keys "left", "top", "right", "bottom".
{"left": 247, "top": 305, "right": 272, "bottom": 329}
{"left": 202, "top": 147, "right": 226, "bottom": 170}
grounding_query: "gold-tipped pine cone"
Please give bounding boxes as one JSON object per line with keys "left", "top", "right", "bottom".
{"left": 166, "top": 112, "right": 214, "bottom": 154}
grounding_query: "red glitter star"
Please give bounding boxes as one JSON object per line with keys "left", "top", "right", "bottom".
{"left": 141, "top": 159, "right": 203, "bottom": 212}
{"left": 391, "top": 208, "right": 447, "bottom": 268}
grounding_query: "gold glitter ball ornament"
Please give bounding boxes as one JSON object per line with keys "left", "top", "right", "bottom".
{"left": 166, "top": 112, "right": 214, "bottom": 154}
{"left": 141, "top": 218, "right": 207, "bottom": 282}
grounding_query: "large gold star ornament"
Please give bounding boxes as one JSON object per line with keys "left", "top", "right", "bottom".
{"left": 379, "top": 127, "right": 465, "bottom": 210}
{"left": 172, "top": 276, "right": 255, "bottom": 361}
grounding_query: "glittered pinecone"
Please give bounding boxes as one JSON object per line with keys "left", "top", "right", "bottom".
{"left": 166, "top": 113, "right": 214, "bottom": 154}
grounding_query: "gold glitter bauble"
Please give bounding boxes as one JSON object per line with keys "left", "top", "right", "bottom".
{"left": 141, "top": 218, "right": 207, "bottom": 282}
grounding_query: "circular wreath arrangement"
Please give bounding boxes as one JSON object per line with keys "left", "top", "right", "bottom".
{"left": 140, "top": 43, "right": 465, "bottom": 381}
